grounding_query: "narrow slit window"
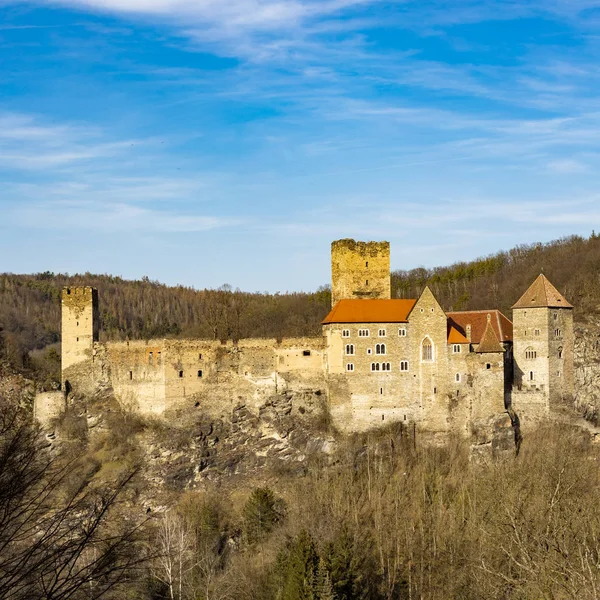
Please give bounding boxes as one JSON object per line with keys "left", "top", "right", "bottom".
{"left": 129, "top": 371, "right": 133, "bottom": 380}
{"left": 179, "top": 370, "right": 184, "bottom": 378}
{"left": 197, "top": 370, "right": 203, "bottom": 378}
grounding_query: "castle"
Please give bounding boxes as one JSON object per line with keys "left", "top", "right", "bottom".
{"left": 37, "top": 239, "right": 574, "bottom": 437}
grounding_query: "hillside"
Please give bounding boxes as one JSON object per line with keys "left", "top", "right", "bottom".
{"left": 2, "top": 232, "right": 600, "bottom": 385}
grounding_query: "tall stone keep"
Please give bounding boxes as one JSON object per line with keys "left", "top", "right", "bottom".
{"left": 61, "top": 286, "right": 99, "bottom": 386}
{"left": 331, "top": 239, "right": 391, "bottom": 307}
{"left": 512, "top": 274, "right": 574, "bottom": 405}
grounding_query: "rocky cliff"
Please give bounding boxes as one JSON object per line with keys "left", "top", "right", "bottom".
{"left": 575, "top": 319, "right": 600, "bottom": 424}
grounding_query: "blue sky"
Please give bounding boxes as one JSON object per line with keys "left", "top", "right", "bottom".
{"left": 2, "top": 0, "right": 600, "bottom": 292}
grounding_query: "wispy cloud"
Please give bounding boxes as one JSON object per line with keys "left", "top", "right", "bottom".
{"left": 11, "top": 199, "right": 240, "bottom": 233}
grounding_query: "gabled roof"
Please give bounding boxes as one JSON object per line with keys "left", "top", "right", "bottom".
{"left": 447, "top": 310, "right": 513, "bottom": 344}
{"left": 321, "top": 299, "right": 416, "bottom": 324}
{"left": 448, "top": 324, "right": 470, "bottom": 344}
{"left": 476, "top": 319, "right": 505, "bottom": 353}
{"left": 512, "top": 274, "right": 573, "bottom": 309}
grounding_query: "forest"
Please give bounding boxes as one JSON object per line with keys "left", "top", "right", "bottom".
{"left": 2, "top": 386, "right": 600, "bottom": 600}
{"left": 1, "top": 232, "right": 600, "bottom": 387}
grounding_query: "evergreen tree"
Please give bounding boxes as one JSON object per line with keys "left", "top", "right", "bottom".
{"left": 313, "top": 557, "right": 336, "bottom": 600}
{"left": 275, "top": 530, "right": 319, "bottom": 600}
{"left": 323, "top": 527, "right": 366, "bottom": 600}
{"left": 243, "top": 487, "right": 286, "bottom": 544}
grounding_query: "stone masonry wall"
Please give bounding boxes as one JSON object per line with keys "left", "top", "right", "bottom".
{"left": 331, "top": 239, "right": 390, "bottom": 307}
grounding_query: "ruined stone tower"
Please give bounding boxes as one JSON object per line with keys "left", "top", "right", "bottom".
{"left": 331, "top": 239, "right": 391, "bottom": 307}
{"left": 61, "top": 286, "right": 98, "bottom": 388}
{"left": 512, "top": 274, "right": 574, "bottom": 406}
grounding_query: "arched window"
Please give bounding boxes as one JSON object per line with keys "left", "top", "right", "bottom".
{"left": 455, "top": 373, "right": 461, "bottom": 383}
{"left": 342, "top": 329, "right": 350, "bottom": 338}
{"left": 400, "top": 360, "right": 409, "bottom": 372}
{"left": 558, "top": 347, "right": 563, "bottom": 359}
{"left": 422, "top": 338, "right": 433, "bottom": 361}
{"left": 382, "top": 362, "right": 391, "bottom": 371}
{"left": 345, "top": 344, "right": 355, "bottom": 356}
{"left": 529, "top": 371, "right": 535, "bottom": 381}
{"left": 375, "top": 343, "right": 386, "bottom": 355}
{"left": 525, "top": 347, "right": 536, "bottom": 360}
{"left": 346, "top": 363, "right": 354, "bottom": 372}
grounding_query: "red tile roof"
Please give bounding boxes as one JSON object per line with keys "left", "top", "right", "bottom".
{"left": 322, "top": 299, "right": 417, "bottom": 324}
{"left": 448, "top": 325, "right": 470, "bottom": 344}
{"left": 512, "top": 274, "right": 573, "bottom": 309}
{"left": 447, "top": 310, "right": 513, "bottom": 344}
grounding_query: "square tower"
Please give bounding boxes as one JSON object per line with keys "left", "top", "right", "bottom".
{"left": 512, "top": 275, "right": 574, "bottom": 405}
{"left": 61, "top": 287, "right": 99, "bottom": 385}
{"left": 331, "top": 239, "right": 390, "bottom": 307}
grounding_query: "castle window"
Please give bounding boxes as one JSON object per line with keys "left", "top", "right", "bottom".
{"left": 554, "top": 312, "right": 558, "bottom": 320}
{"left": 157, "top": 352, "right": 161, "bottom": 364}
{"left": 76, "top": 321, "right": 79, "bottom": 327}
{"left": 358, "top": 329, "right": 370, "bottom": 337}
{"left": 303, "top": 350, "right": 311, "bottom": 356}
{"left": 420, "top": 308, "right": 424, "bottom": 313}
{"left": 400, "top": 360, "right": 409, "bottom": 371}
{"left": 346, "top": 363, "right": 354, "bottom": 372}
{"left": 555, "top": 329, "right": 562, "bottom": 338}
{"left": 525, "top": 347, "right": 537, "bottom": 360}
{"left": 76, "top": 337, "right": 79, "bottom": 342}
{"left": 365, "top": 261, "right": 368, "bottom": 268}
{"left": 378, "top": 329, "right": 386, "bottom": 337}
{"left": 452, "top": 344, "right": 461, "bottom": 354}
{"left": 380, "top": 388, "right": 383, "bottom": 395}
{"left": 129, "top": 371, "right": 133, "bottom": 380}
{"left": 529, "top": 371, "right": 535, "bottom": 381}
{"left": 558, "top": 347, "right": 563, "bottom": 359}
{"left": 199, "top": 353, "right": 203, "bottom": 360}
{"left": 486, "top": 363, "right": 491, "bottom": 369}
{"left": 342, "top": 329, "right": 350, "bottom": 338}
{"left": 367, "top": 348, "right": 372, "bottom": 355}
{"left": 380, "top": 362, "right": 391, "bottom": 371}
{"left": 422, "top": 338, "right": 433, "bottom": 362}
{"left": 371, "top": 362, "right": 380, "bottom": 371}
{"left": 557, "top": 370, "right": 562, "bottom": 377}
{"left": 455, "top": 373, "right": 461, "bottom": 383}
{"left": 179, "top": 370, "right": 184, "bottom": 378}
{"left": 366, "top": 280, "right": 369, "bottom": 286}
{"left": 148, "top": 352, "right": 154, "bottom": 365}
{"left": 197, "top": 370, "right": 203, "bottom": 378}
{"left": 398, "top": 328, "right": 407, "bottom": 337}
{"left": 375, "top": 343, "right": 386, "bottom": 355}
{"left": 434, "top": 387, "right": 437, "bottom": 394}
{"left": 345, "top": 344, "right": 355, "bottom": 356}
{"left": 534, "top": 329, "right": 540, "bottom": 336}
{"left": 431, "top": 308, "right": 434, "bottom": 313}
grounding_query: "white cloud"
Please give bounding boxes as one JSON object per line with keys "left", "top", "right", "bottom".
{"left": 11, "top": 199, "right": 239, "bottom": 233}
{"left": 547, "top": 158, "right": 590, "bottom": 173}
